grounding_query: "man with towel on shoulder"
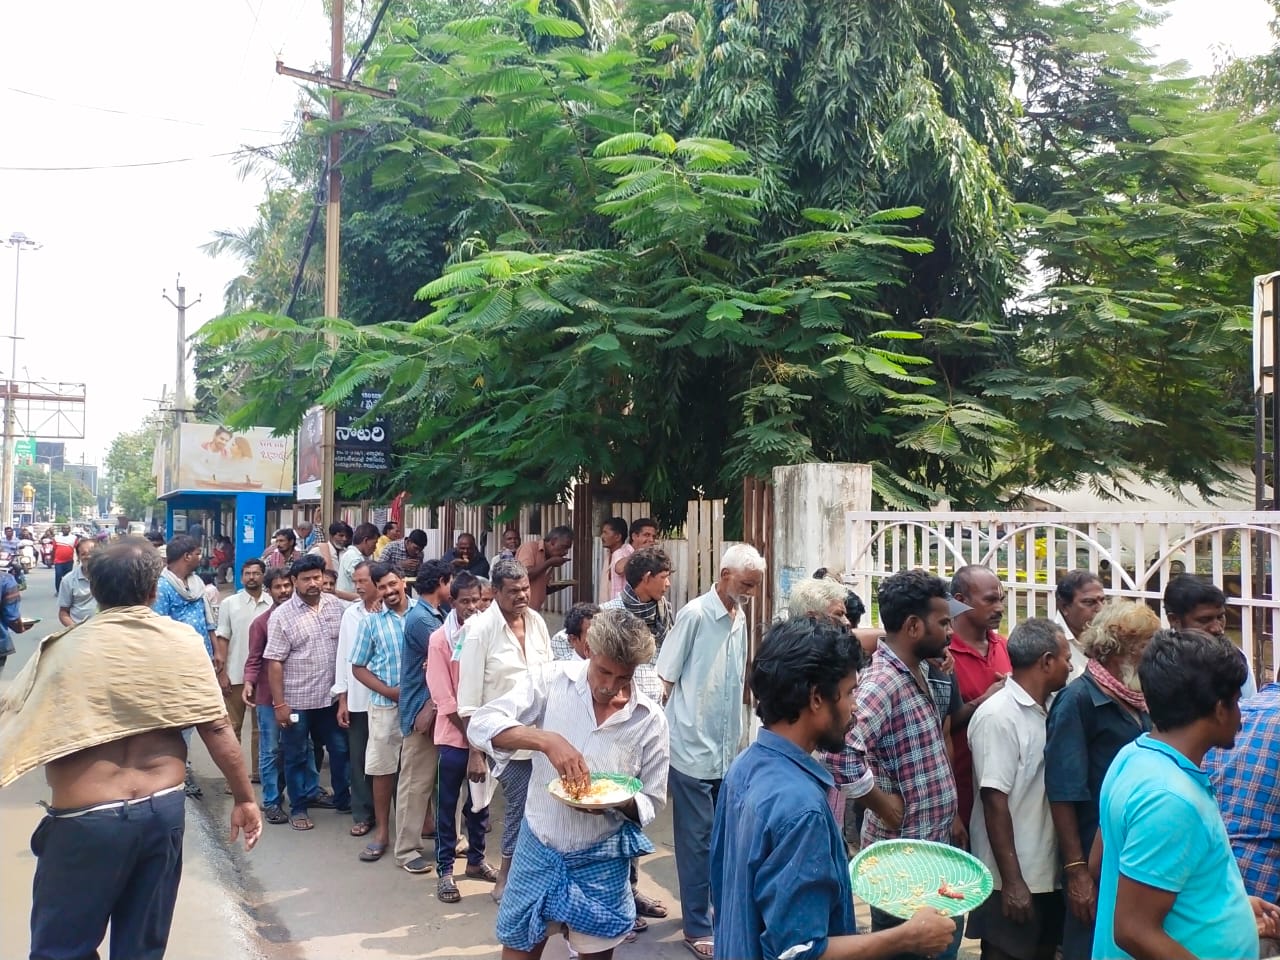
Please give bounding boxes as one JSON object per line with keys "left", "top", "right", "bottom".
{"left": 0, "top": 536, "right": 261, "bottom": 960}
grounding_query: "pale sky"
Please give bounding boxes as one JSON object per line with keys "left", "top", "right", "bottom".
{"left": 0, "top": 0, "right": 1272, "bottom": 468}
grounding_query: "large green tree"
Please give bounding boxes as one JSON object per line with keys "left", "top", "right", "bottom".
{"left": 105, "top": 425, "right": 163, "bottom": 520}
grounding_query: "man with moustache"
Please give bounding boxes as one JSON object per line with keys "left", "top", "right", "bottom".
{"left": 1052, "top": 571, "right": 1106, "bottom": 680}
{"left": 350, "top": 562, "right": 410, "bottom": 863}
{"left": 213, "top": 558, "right": 272, "bottom": 793}
{"left": 833, "top": 568, "right": 965, "bottom": 960}
{"left": 1043, "top": 601, "right": 1158, "bottom": 960}
{"left": 469, "top": 608, "right": 669, "bottom": 959}
{"left": 1163, "top": 574, "right": 1258, "bottom": 700}
{"left": 458, "top": 557, "right": 554, "bottom": 902}
{"left": 333, "top": 560, "right": 382, "bottom": 837}
{"left": 948, "top": 565, "right": 1013, "bottom": 835}
{"left": 712, "top": 616, "right": 956, "bottom": 960}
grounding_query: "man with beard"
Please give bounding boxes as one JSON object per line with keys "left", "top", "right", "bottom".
{"left": 711, "top": 616, "right": 956, "bottom": 960}
{"left": 832, "top": 568, "right": 965, "bottom": 960}
{"left": 1094, "top": 629, "right": 1280, "bottom": 960}
{"left": 599, "top": 516, "right": 632, "bottom": 603}
{"left": 948, "top": 565, "right": 1013, "bottom": 836}
{"left": 1052, "top": 571, "right": 1105, "bottom": 681}
{"left": 470, "top": 608, "right": 669, "bottom": 960}
{"left": 308, "top": 520, "right": 353, "bottom": 575}
{"left": 1043, "top": 601, "right": 1157, "bottom": 960}
{"left": 656, "top": 543, "right": 765, "bottom": 960}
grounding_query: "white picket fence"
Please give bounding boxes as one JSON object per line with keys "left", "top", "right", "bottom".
{"left": 844, "top": 510, "right": 1280, "bottom": 681}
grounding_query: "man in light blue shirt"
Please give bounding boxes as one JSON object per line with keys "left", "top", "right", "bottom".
{"left": 1094, "top": 628, "right": 1279, "bottom": 960}
{"left": 655, "top": 543, "right": 764, "bottom": 959}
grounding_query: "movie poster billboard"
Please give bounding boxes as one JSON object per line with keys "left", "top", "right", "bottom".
{"left": 164, "top": 424, "right": 295, "bottom": 495}
{"left": 296, "top": 406, "right": 324, "bottom": 502}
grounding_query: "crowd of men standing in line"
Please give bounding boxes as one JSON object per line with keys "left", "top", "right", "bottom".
{"left": 6, "top": 512, "right": 1280, "bottom": 960}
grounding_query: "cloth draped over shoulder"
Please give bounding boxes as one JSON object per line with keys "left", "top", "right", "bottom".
{"left": 0, "top": 605, "right": 228, "bottom": 788}
{"left": 496, "top": 819, "right": 652, "bottom": 951}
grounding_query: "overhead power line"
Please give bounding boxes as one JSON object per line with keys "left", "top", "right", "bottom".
{"left": 5, "top": 87, "right": 282, "bottom": 135}
{"left": 0, "top": 143, "right": 291, "bottom": 172}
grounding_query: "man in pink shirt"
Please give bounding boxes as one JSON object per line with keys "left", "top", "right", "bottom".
{"left": 599, "top": 517, "right": 632, "bottom": 603}
{"left": 425, "top": 571, "right": 499, "bottom": 902}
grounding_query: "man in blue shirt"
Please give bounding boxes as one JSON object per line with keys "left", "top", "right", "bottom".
{"left": 711, "top": 616, "right": 955, "bottom": 960}
{"left": 396, "top": 558, "right": 450, "bottom": 874}
{"left": 1094, "top": 628, "right": 1280, "bottom": 960}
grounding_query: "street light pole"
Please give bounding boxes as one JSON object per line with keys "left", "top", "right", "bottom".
{"left": 36, "top": 455, "right": 55, "bottom": 521}
{"left": 3, "top": 233, "right": 39, "bottom": 528}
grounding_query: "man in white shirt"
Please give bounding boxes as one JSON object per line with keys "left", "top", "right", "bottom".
{"left": 335, "top": 523, "right": 379, "bottom": 601}
{"left": 213, "top": 559, "right": 272, "bottom": 790}
{"left": 458, "top": 557, "right": 553, "bottom": 902}
{"left": 308, "top": 520, "right": 353, "bottom": 574}
{"left": 656, "top": 542, "right": 765, "bottom": 958}
{"left": 334, "top": 560, "right": 381, "bottom": 837}
{"left": 968, "top": 618, "right": 1073, "bottom": 960}
{"left": 469, "top": 608, "right": 669, "bottom": 958}
{"left": 1052, "top": 571, "right": 1105, "bottom": 681}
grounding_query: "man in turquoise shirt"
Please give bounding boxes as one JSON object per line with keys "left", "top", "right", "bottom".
{"left": 1094, "top": 628, "right": 1280, "bottom": 960}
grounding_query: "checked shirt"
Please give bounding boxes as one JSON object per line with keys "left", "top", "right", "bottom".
{"left": 847, "top": 640, "right": 957, "bottom": 846}
{"left": 263, "top": 593, "right": 345, "bottom": 711}
{"left": 1206, "top": 682, "right": 1280, "bottom": 903}
{"left": 350, "top": 605, "right": 406, "bottom": 708}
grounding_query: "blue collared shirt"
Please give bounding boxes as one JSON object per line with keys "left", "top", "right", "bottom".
{"left": 711, "top": 730, "right": 855, "bottom": 960}
{"left": 400, "top": 597, "right": 443, "bottom": 736}
{"left": 350, "top": 606, "right": 406, "bottom": 708}
{"left": 1206, "top": 682, "right": 1280, "bottom": 903}
{"left": 1094, "top": 734, "right": 1256, "bottom": 960}
{"left": 153, "top": 576, "right": 213, "bottom": 657}
{"left": 1044, "top": 670, "right": 1150, "bottom": 856}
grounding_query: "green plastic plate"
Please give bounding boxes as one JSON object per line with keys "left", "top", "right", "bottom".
{"left": 849, "top": 839, "right": 994, "bottom": 918}
{"left": 547, "top": 772, "right": 641, "bottom": 810}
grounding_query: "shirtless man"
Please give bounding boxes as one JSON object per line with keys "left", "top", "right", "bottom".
{"left": 0, "top": 536, "right": 261, "bottom": 960}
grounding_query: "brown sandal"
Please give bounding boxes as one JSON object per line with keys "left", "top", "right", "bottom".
{"left": 349, "top": 820, "right": 374, "bottom": 837}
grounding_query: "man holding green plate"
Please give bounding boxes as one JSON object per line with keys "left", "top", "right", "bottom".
{"left": 712, "top": 615, "right": 956, "bottom": 960}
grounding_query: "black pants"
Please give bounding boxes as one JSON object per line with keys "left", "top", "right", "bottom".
{"left": 30, "top": 789, "right": 185, "bottom": 960}
{"left": 53, "top": 560, "right": 73, "bottom": 593}
{"left": 435, "top": 744, "right": 489, "bottom": 875}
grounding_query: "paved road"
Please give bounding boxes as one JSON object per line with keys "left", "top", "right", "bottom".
{"left": 1, "top": 566, "right": 978, "bottom": 959}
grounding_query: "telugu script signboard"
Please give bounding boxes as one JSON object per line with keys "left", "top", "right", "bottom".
{"left": 335, "top": 391, "right": 390, "bottom": 473}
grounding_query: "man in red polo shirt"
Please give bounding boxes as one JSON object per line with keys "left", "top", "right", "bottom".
{"left": 948, "top": 565, "right": 1012, "bottom": 837}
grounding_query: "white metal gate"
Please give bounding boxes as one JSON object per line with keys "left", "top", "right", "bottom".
{"left": 845, "top": 510, "right": 1280, "bottom": 681}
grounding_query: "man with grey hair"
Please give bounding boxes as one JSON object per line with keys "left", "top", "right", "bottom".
{"left": 788, "top": 576, "right": 852, "bottom": 629}
{"left": 967, "top": 618, "right": 1073, "bottom": 960}
{"left": 470, "top": 608, "right": 669, "bottom": 958}
{"left": 656, "top": 542, "right": 765, "bottom": 959}
{"left": 0, "top": 537, "right": 261, "bottom": 959}
{"left": 458, "top": 556, "right": 553, "bottom": 902}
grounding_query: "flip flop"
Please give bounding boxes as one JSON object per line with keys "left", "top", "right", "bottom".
{"left": 350, "top": 821, "right": 374, "bottom": 837}
{"left": 358, "top": 842, "right": 387, "bottom": 862}
{"left": 633, "top": 917, "right": 648, "bottom": 932}
{"left": 683, "top": 938, "right": 714, "bottom": 959}
{"left": 290, "top": 815, "right": 314, "bottom": 831}
{"left": 634, "top": 892, "right": 668, "bottom": 918}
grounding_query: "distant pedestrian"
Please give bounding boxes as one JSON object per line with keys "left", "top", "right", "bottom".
{"left": 261, "top": 528, "right": 299, "bottom": 569}
{"left": 379, "top": 527, "right": 428, "bottom": 581}
{"left": 0, "top": 536, "right": 260, "bottom": 960}
{"left": 443, "top": 531, "right": 491, "bottom": 579}
{"left": 375, "top": 521, "right": 398, "bottom": 558}
{"left": 309, "top": 520, "right": 353, "bottom": 574}
{"left": 515, "top": 525, "right": 573, "bottom": 613}
{"left": 336, "top": 522, "right": 381, "bottom": 600}
{"left": 264, "top": 554, "right": 349, "bottom": 831}
{"left": 52, "top": 524, "right": 77, "bottom": 592}
{"left": 56, "top": 537, "right": 97, "bottom": 626}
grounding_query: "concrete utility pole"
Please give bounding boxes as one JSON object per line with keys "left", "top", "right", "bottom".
{"left": 162, "top": 276, "right": 201, "bottom": 423}
{"left": 3, "top": 232, "right": 39, "bottom": 527}
{"left": 275, "top": 1, "right": 392, "bottom": 529}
